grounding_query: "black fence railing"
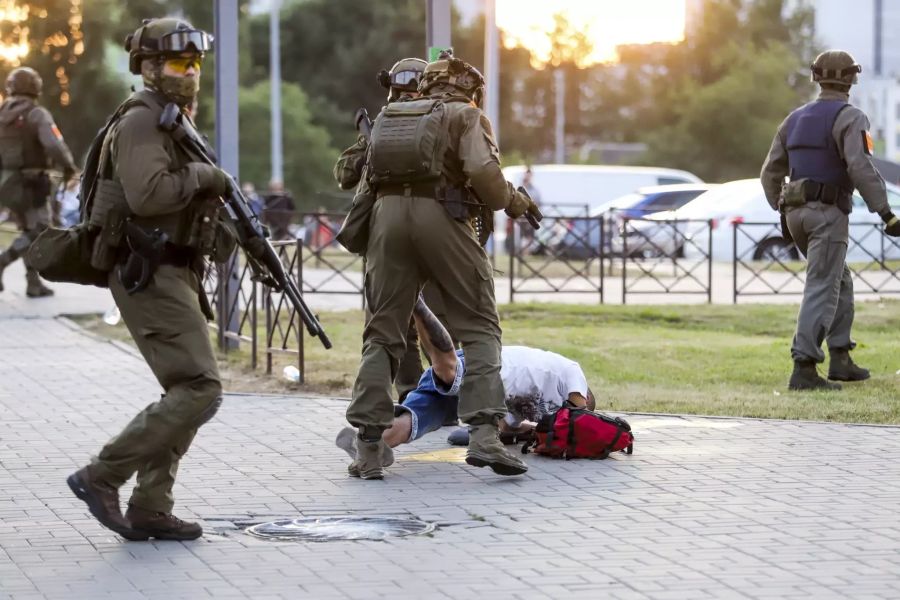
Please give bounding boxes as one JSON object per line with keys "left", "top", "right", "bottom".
{"left": 620, "top": 217, "right": 714, "bottom": 304}
{"left": 508, "top": 214, "right": 605, "bottom": 304}
{"left": 732, "top": 221, "right": 900, "bottom": 302}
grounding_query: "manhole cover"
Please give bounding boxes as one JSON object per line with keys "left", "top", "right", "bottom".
{"left": 245, "top": 516, "right": 435, "bottom": 541}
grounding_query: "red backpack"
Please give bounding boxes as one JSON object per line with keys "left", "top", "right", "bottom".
{"left": 524, "top": 406, "right": 634, "bottom": 460}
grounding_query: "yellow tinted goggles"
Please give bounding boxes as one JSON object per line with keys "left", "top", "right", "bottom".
{"left": 164, "top": 56, "right": 203, "bottom": 74}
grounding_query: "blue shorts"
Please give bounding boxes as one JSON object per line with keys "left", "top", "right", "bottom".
{"left": 395, "top": 351, "right": 466, "bottom": 442}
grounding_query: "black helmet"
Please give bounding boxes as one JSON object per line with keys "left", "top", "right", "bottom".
{"left": 5, "top": 67, "right": 42, "bottom": 97}
{"left": 125, "top": 17, "right": 213, "bottom": 75}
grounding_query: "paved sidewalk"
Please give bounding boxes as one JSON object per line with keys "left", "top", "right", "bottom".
{"left": 2, "top": 311, "right": 900, "bottom": 598}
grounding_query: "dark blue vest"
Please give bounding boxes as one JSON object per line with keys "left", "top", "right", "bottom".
{"left": 784, "top": 100, "right": 853, "bottom": 191}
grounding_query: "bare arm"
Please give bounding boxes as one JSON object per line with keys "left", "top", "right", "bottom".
{"left": 412, "top": 294, "right": 457, "bottom": 384}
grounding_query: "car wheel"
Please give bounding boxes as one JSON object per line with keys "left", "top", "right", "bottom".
{"left": 753, "top": 237, "right": 799, "bottom": 261}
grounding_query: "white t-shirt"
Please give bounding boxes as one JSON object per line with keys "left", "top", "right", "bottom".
{"left": 499, "top": 346, "right": 589, "bottom": 427}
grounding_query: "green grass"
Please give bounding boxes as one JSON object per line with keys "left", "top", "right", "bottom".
{"left": 76, "top": 300, "right": 900, "bottom": 425}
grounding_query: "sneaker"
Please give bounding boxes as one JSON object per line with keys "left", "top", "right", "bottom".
{"left": 335, "top": 427, "right": 394, "bottom": 469}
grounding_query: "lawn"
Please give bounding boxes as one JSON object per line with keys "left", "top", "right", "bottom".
{"left": 76, "top": 300, "right": 900, "bottom": 425}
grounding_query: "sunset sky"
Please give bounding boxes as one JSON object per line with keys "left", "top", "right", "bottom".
{"left": 494, "top": 0, "right": 687, "bottom": 67}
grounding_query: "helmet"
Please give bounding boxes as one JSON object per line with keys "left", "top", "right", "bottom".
{"left": 5, "top": 67, "right": 42, "bottom": 97}
{"left": 125, "top": 17, "right": 213, "bottom": 75}
{"left": 810, "top": 50, "right": 861, "bottom": 86}
{"left": 377, "top": 57, "right": 427, "bottom": 101}
{"left": 419, "top": 49, "right": 485, "bottom": 107}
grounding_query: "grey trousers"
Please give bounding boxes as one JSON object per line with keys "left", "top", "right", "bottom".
{"left": 785, "top": 202, "right": 853, "bottom": 363}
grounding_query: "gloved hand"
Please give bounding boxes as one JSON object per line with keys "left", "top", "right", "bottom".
{"left": 194, "top": 163, "right": 231, "bottom": 197}
{"left": 881, "top": 211, "right": 900, "bottom": 237}
{"left": 505, "top": 189, "right": 537, "bottom": 219}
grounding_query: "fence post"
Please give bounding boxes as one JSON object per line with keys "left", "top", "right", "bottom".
{"left": 707, "top": 219, "right": 713, "bottom": 304}
{"left": 732, "top": 222, "right": 738, "bottom": 304}
{"left": 599, "top": 215, "right": 605, "bottom": 305}
{"left": 296, "top": 240, "right": 305, "bottom": 384}
{"left": 508, "top": 221, "right": 515, "bottom": 304}
{"left": 621, "top": 219, "right": 628, "bottom": 305}
{"left": 251, "top": 278, "right": 258, "bottom": 370}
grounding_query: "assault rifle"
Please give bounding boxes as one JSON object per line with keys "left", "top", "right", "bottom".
{"left": 158, "top": 103, "right": 332, "bottom": 349}
{"left": 354, "top": 107, "right": 373, "bottom": 140}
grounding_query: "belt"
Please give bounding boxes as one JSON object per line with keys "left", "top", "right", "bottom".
{"left": 804, "top": 181, "right": 850, "bottom": 205}
{"left": 376, "top": 182, "right": 442, "bottom": 199}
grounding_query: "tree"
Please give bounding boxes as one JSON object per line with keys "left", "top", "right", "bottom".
{"left": 237, "top": 80, "right": 339, "bottom": 209}
{"left": 0, "top": 0, "right": 127, "bottom": 162}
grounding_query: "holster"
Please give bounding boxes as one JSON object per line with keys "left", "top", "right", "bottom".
{"left": 118, "top": 221, "right": 169, "bottom": 295}
{"left": 89, "top": 178, "right": 130, "bottom": 271}
{"left": 442, "top": 185, "right": 470, "bottom": 222}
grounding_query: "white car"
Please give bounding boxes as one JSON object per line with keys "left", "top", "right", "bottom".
{"left": 619, "top": 179, "right": 900, "bottom": 262}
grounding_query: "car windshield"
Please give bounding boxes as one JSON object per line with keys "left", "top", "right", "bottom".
{"left": 592, "top": 193, "right": 644, "bottom": 216}
{"left": 674, "top": 180, "right": 760, "bottom": 218}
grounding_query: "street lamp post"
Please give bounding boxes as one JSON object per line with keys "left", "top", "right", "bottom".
{"left": 425, "top": 0, "right": 452, "bottom": 60}
{"left": 554, "top": 68, "right": 565, "bottom": 164}
{"left": 270, "top": 0, "right": 283, "bottom": 185}
{"left": 484, "top": 0, "right": 500, "bottom": 144}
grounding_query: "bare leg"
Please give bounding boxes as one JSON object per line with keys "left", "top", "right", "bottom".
{"left": 382, "top": 413, "right": 413, "bottom": 448}
{"left": 413, "top": 294, "right": 458, "bottom": 385}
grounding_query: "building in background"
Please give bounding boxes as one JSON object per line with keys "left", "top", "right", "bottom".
{"left": 815, "top": 0, "right": 900, "bottom": 161}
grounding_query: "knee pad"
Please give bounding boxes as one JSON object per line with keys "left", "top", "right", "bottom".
{"left": 195, "top": 395, "right": 222, "bottom": 426}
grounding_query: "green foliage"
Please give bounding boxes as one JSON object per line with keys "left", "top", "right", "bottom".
{"left": 237, "top": 81, "right": 338, "bottom": 206}
{"left": 641, "top": 41, "right": 801, "bottom": 181}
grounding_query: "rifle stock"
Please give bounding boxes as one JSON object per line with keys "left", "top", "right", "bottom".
{"left": 354, "top": 107, "right": 372, "bottom": 140}
{"left": 158, "top": 103, "right": 332, "bottom": 349}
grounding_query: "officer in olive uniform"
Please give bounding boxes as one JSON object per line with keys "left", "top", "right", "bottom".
{"left": 761, "top": 50, "right": 900, "bottom": 391}
{"left": 345, "top": 53, "right": 539, "bottom": 479}
{"left": 334, "top": 57, "right": 456, "bottom": 404}
{"left": 0, "top": 67, "right": 77, "bottom": 297}
{"left": 67, "top": 18, "right": 232, "bottom": 541}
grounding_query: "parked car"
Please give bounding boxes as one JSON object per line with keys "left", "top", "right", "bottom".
{"left": 497, "top": 164, "right": 703, "bottom": 252}
{"left": 553, "top": 184, "right": 715, "bottom": 259}
{"left": 619, "top": 179, "right": 900, "bottom": 262}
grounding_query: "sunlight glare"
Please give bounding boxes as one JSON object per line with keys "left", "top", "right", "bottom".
{"left": 496, "top": 0, "right": 686, "bottom": 67}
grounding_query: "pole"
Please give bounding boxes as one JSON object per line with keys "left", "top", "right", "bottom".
{"left": 554, "top": 68, "right": 565, "bottom": 163}
{"left": 484, "top": 0, "right": 500, "bottom": 143}
{"left": 425, "top": 0, "right": 452, "bottom": 60}
{"left": 270, "top": 0, "right": 284, "bottom": 184}
{"left": 215, "top": 0, "right": 241, "bottom": 350}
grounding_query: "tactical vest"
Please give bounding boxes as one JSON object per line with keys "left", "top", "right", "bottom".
{"left": 0, "top": 98, "right": 48, "bottom": 173}
{"left": 368, "top": 97, "right": 452, "bottom": 186}
{"left": 784, "top": 100, "right": 853, "bottom": 191}
{"left": 87, "top": 90, "right": 219, "bottom": 271}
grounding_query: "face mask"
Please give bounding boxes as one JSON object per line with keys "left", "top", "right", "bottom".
{"left": 160, "top": 73, "right": 200, "bottom": 107}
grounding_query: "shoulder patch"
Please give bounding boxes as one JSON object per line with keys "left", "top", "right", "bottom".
{"left": 863, "top": 130, "right": 874, "bottom": 155}
{"left": 51, "top": 124, "right": 63, "bottom": 140}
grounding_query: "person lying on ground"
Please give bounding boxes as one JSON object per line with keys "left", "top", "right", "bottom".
{"left": 336, "top": 295, "right": 595, "bottom": 467}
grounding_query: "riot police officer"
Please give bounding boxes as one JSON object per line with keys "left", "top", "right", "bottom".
{"left": 761, "top": 50, "right": 900, "bottom": 390}
{"left": 344, "top": 52, "right": 539, "bottom": 479}
{"left": 67, "top": 18, "right": 231, "bottom": 541}
{"left": 0, "top": 66, "right": 77, "bottom": 297}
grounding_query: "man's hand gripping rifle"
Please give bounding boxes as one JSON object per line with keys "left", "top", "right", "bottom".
{"left": 354, "top": 107, "right": 372, "bottom": 140}
{"left": 158, "top": 103, "right": 332, "bottom": 349}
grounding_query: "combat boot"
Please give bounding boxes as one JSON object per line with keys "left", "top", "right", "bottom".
{"left": 789, "top": 360, "right": 842, "bottom": 391}
{"left": 335, "top": 427, "right": 394, "bottom": 473}
{"left": 827, "top": 347, "right": 870, "bottom": 382}
{"left": 465, "top": 423, "right": 528, "bottom": 476}
{"left": 67, "top": 465, "right": 142, "bottom": 539}
{"left": 125, "top": 505, "right": 202, "bottom": 541}
{"left": 347, "top": 434, "right": 391, "bottom": 480}
{"left": 25, "top": 268, "right": 53, "bottom": 298}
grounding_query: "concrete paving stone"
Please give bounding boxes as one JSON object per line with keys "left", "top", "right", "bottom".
{"left": 3, "top": 310, "right": 900, "bottom": 598}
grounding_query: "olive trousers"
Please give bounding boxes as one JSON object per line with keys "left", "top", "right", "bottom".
{"left": 347, "top": 195, "right": 504, "bottom": 438}
{"left": 91, "top": 264, "right": 221, "bottom": 513}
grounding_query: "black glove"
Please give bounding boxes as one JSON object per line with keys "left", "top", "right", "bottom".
{"left": 881, "top": 211, "right": 900, "bottom": 237}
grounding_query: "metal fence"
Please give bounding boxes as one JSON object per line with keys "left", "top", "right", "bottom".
{"left": 507, "top": 214, "right": 605, "bottom": 304}
{"left": 619, "top": 217, "right": 714, "bottom": 304}
{"left": 732, "top": 221, "right": 900, "bottom": 302}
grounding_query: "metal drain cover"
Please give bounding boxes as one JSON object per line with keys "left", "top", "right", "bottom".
{"left": 245, "top": 516, "right": 435, "bottom": 541}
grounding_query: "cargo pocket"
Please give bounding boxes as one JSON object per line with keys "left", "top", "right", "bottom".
{"left": 475, "top": 259, "right": 495, "bottom": 313}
